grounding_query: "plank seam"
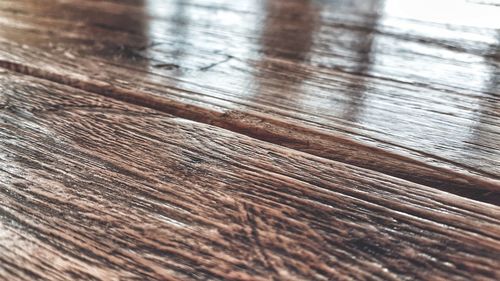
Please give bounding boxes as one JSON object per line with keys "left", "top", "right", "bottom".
{"left": 0, "top": 59, "right": 498, "bottom": 205}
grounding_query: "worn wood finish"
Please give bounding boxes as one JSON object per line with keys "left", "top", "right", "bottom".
{"left": 1, "top": 70, "right": 500, "bottom": 280}
{"left": 0, "top": 0, "right": 498, "bottom": 201}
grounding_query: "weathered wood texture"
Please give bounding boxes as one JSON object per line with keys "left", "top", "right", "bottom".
{"left": 0, "top": 0, "right": 498, "bottom": 200}
{"left": 1, "top": 70, "right": 500, "bottom": 280}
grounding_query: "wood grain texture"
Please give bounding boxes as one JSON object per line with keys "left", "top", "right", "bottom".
{"left": 0, "top": 0, "right": 498, "bottom": 201}
{"left": 1, "top": 70, "right": 500, "bottom": 280}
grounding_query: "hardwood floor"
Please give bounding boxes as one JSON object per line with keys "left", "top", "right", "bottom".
{"left": 0, "top": 0, "right": 499, "bottom": 280}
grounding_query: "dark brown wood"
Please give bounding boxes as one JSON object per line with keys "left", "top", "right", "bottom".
{"left": 0, "top": 0, "right": 498, "bottom": 202}
{"left": 1, "top": 70, "right": 500, "bottom": 280}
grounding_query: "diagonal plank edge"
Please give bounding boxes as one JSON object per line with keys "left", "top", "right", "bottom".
{"left": 0, "top": 0, "right": 498, "bottom": 204}
{"left": 0, "top": 56, "right": 498, "bottom": 206}
{"left": 1, "top": 70, "right": 500, "bottom": 280}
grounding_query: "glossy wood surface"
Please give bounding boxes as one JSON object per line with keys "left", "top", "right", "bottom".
{"left": 1, "top": 0, "right": 500, "bottom": 279}
{"left": 0, "top": 0, "right": 498, "bottom": 200}
{"left": 1, "top": 70, "right": 500, "bottom": 280}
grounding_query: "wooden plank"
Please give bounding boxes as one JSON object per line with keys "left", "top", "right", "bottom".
{"left": 1, "top": 70, "right": 500, "bottom": 280}
{"left": 0, "top": 0, "right": 498, "bottom": 200}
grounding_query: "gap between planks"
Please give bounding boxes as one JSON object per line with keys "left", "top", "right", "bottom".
{"left": 0, "top": 59, "right": 498, "bottom": 205}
